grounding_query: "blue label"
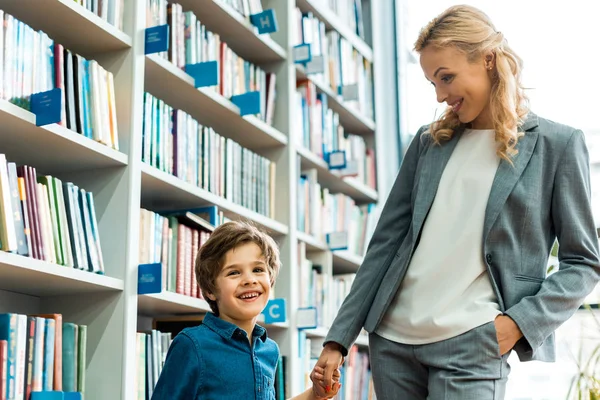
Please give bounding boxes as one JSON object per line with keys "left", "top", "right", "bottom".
{"left": 30, "top": 392, "right": 65, "bottom": 400}
{"left": 296, "top": 307, "right": 318, "bottom": 330}
{"left": 326, "top": 232, "right": 349, "bottom": 251}
{"left": 64, "top": 393, "right": 83, "bottom": 400}
{"left": 231, "top": 91, "right": 261, "bottom": 116}
{"left": 137, "top": 263, "right": 163, "bottom": 294}
{"left": 185, "top": 61, "right": 219, "bottom": 88}
{"left": 31, "top": 88, "right": 62, "bottom": 126}
{"left": 262, "top": 298, "right": 286, "bottom": 324}
{"left": 293, "top": 43, "right": 312, "bottom": 64}
{"left": 250, "top": 9, "right": 278, "bottom": 34}
{"left": 327, "top": 150, "right": 347, "bottom": 170}
{"left": 145, "top": 24, "right": 169, "bottom": 55}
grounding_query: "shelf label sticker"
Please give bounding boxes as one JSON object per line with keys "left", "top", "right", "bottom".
{"left": 31, "top": 88, "right": 62, "bottom": 126}
{"left": 137, "top": 263, "right": 162, "bottom": 294}
{"left": 293, "top": 43, "right": 312, "bottom": 64}
{"left": 231, "top": 91, "right": 261, "bottom": 116}
{"left": 326, "top": 232, "right": 349, "bottom": 251}
{"left": 327, "top": 150, "right": 347, "bottom": 170}
{"left": 145, "top": 24, "right": 169, "bottom": 54}
{"left": 185, "top": 61, "right": 219, "bottom": 88}
{"left": 341, "top": 83, "right": 359, "bottom": 101}
{"left": 297, "top": 307, "right": 318, "bottom": 330}
{"left": 261, "top": 298, "right": 287, "bottom": 323}
{"left": 250, "top": 9, "right": 279, "bottom": 34}
{"left": 305, "top": 54, "right": 325, "bottom": 75}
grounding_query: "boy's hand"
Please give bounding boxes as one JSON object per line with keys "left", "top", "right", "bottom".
{"left": 311, "top": 366, "right": 341, "bottom": 399}
{"left": 310, "top": 343, "right": 344, "bottom": 398}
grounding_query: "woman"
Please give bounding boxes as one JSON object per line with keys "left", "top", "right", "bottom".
{"left": 311, "top": 5, "right": 600, "bottom": 399}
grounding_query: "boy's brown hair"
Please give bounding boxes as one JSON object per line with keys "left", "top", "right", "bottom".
{"left": 195, "top": 220, "right": 281, "bottom": 315}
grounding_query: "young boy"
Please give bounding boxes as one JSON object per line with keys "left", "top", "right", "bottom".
{"left": 152, "top": 220, "right": 341, "bottom": 400}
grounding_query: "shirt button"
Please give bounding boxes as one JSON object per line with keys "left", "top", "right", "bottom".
{"left": 486, "top": 254, "right": 492, "bottom": 264}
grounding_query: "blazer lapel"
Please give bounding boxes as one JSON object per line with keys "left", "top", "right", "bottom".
{"left": 412, "top": 125, "right": 464, "bottom": 242}
{"left": 483, "top": 113, "right": 540, "bottom": 240}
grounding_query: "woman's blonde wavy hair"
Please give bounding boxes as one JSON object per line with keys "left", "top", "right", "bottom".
{"left": 415, "top": 5, "right": 529, "bottom": 162}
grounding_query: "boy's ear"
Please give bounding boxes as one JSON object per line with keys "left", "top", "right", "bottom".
{"left": 206, "top": 292, "right": 217, "bottom": 301}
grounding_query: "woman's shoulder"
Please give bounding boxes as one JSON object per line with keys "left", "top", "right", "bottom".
{"left": 528, "top": 113, "right": 582, "bottom": 143}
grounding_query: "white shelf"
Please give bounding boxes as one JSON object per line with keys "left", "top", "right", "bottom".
{"left": 144, "top": 54, "right": 288, "bottom": 153}
{"left": 297, "top": 231, "right": 329, "bottom": 252}
{"left": 296, "top": 0, "right": 373, "bottom": 62}
{"left": 332, "top": 250, "right": 363, "bottom": 274}
{"left": 0, "top": 251, "right": 124, "bottom": 296}
{"left": 297, "top": 146, "right": 378, "bottom": 204}
{"left": 0, "top": 0, "right": 132, "bottom": 57}
{"left": 304, "top": 326, "right": 329, "bottom": 338}
{"left": 297, "top": 231, "right": 363, "bottom": 273}
{"left": 139, "top": 292, "right": 291, "bottom": 330}
{"left": 174, "top": 0, "right": 286, "bottom": 64}
{"left": 140, "top": 163, "right": 289, "bottom": 236}
{"left": 296, "top": 66, "right": 376, "bottom": 135}
{"left": 0, "top": 100, "right": 128, "bottom": 175}
{"left": 305, "top": 327, "right": 368, "bottom": 349}
{"left": 138, "top": 292, "right": 211, "bottom": 316}
{"left": 354, "top": 335, "right": 369, "bottom": 348}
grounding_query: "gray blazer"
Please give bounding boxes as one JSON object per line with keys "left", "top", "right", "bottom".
{"left": 325, "top": 112, "right": 600, "bottom": 362}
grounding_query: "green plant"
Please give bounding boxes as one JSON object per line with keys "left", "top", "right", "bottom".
{"left": 566, "top": 304, "right": 600, "bottom": 400}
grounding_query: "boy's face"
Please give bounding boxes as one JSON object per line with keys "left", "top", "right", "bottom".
{"left": 208, "top": 242, "right": 271, "bottom": 326}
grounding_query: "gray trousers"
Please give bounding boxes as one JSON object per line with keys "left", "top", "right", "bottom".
{"left": 369, "top": 322, "right": 511, "bottom": 400}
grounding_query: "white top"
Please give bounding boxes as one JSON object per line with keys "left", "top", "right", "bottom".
{"left": 375, "top": 128, "right": 503, "bottom": 344}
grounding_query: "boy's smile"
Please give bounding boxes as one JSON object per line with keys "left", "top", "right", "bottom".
{"left": 207, "top": 242, "right": 271, "bottom": 338}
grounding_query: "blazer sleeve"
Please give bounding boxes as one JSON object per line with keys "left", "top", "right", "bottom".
{"left": 324, "top": 125, "right": 430, "bottom": 354}
{"left": 151, "top": 332, "right": 202, "bottom": 400}
{"left": 505, "top": 129, "right": 600, "bottom": 356}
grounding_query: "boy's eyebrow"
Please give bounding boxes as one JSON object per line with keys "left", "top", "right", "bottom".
{"left": 222, "top": 260, "right": 266, "bottom": 270}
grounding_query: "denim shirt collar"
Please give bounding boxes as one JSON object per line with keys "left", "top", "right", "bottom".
{"left": 203, "top": 312, "right": 268, "bottom": 343}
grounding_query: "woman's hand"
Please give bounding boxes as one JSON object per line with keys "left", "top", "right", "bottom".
{"left": 494, "top": 315, "right": 523, "bottom": 355}
{"left": 310, "top": 367, "right": 341, "bottom": 399}
{"left": 310, "top": 343, "right": 345, "bottom": 398}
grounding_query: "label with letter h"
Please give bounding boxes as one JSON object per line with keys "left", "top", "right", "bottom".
{"left": 250, "top": 9, "right": 278, "bottom": 34}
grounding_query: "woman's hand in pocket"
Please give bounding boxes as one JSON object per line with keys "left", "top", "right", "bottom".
{"left": 493, "top": 315, "right": 523, "bottom": 355}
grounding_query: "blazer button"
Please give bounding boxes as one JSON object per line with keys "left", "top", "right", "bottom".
{"left": 486, "top": 254, "right": 492, "bottom": 265}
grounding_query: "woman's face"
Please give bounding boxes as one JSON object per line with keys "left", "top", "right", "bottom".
{"left": 420, "top": 45, "right": 494, "bottom": 129}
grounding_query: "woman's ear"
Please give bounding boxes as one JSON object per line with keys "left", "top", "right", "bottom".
{"left": 484, "top": 51, "right": 495, "bottom": 70}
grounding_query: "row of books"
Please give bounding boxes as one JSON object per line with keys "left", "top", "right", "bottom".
{"left": 146, "top": 1, "right": 277, "bottom": 124}
{"left": 74, "top": 0, "right": 125, "bottom": 31}
{"left": 0, "top": 313, "right": 86, "bottom": 400}
{"left": 135, "top": 330, "right": 172, "bottom": 400}
{"left": 0, "top": 155, "right": 105, "bottom": 274}
{"left": 0, "top": 12, "right": 120, "bottom": 151}
{"left": 313, "top": 0, "right": 366, "bottom": 41}
{"left": 294, "top": 10, "right": 374, "bottom": 120}
{"left": 297, "top": 242, "right": 330, "bottom": 328}
{"left": 142, "top": 93, "right": 277, "bottom": 218}
{"left": 298, "top": 170, "right": 376, "bottom": 256}
{"left": 297, "top": 242, "right": 360, "bottom": 329}
{"left": 296, "top": 80, "right": 377, "bottom": 189}
{"left": 139, "top": 207, "right": 224, "bottom": 297}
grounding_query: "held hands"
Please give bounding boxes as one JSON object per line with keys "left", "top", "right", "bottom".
{"left": 310, "top": 343, "right": 345, "bottom": 399}
{"left": 494, "top": 314, "right": 523, "bottom": 355}
{"left": 310, "top": 366, "right": 341, "bottom": 399}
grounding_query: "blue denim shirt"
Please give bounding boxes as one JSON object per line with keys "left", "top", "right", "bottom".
{"left": 151, "top": 312, "right": 279, "bottom": 400}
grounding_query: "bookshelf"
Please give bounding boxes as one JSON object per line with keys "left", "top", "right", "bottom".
{"left": 0, "top": 0, "right": 383, "bottom": 399}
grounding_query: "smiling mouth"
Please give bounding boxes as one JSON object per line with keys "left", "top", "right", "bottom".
{"left": 450, "top": 99, "right": 463, "bottom": 113}
{"left": 238, "top": 292, "right": 261, "bottom": 300}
